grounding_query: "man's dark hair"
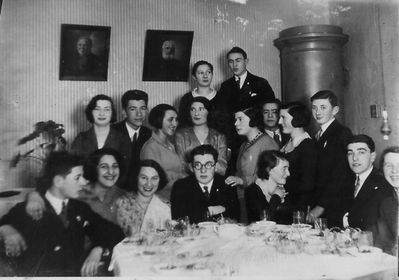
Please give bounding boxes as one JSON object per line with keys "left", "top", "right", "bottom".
{"left": 310, "top": 90, "right": 339, "bottom": 107}
{"left": 257, "top": 150, "right": 288, "bottom": 180}
{"left": 148, "top": 104, "right": 177, "bottom": 129}
{"left": 85, "top": 94, "right": 117, "bottom": 124}
{"left": 262, "top": 98, "right": 282, "bottom": 111}
{"left": 190, "top": 144, "right": 219, "bottom": 163}
{"left": 191, "top": 60, "right": 214, "bottom": 76}
{"left": 38, "top": 151, "right": 83, "bottom": 192}
{"left": 226, "top": 46, "right": 247, "bottom": 59}
{"left": 121, "top": 90, "right": 149, "bottom": 109}
{"left": 132, "top": 159, "right": 168, "bottom": 192}
{"left": 346, "top": 134, "right": 375, "bottom": 153}
{"left": 281, "top": 102, "right": 311, "bottom": 128}
{"left": 83, "top": 148, "right": 125, "bottom": 183}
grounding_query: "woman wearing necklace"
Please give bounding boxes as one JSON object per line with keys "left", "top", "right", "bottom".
{"left": 225, "top": 106, "right": 278, "bottom": 223}
{"left": 279, "top": 102, "right": 317, "bottom": 212}
{"left": 175, "top": 96, "right": 227, "bottom": 175}
{"left": 140, "top": 104, "right": 186, "bottom": 201}
{"left": 246, "top": 150, "right": 292, "bottom": 224}
{"left": 116, "top": 160, "right": 170, "bottom": 238}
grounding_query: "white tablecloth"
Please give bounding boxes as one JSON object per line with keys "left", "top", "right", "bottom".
{"left": 110, "top": 225, "right": 397, "bottom": 279}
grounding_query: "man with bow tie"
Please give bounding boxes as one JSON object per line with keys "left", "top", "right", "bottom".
{"left": 171, "top": 145, "right": 239, "bottom": 224}
{"left": 342, "top": 135, "right": 397, "bottom": 255}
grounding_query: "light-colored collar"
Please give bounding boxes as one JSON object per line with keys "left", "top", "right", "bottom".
{"left": 291, "top": 132, "right": 311, "bottom": 148}
{"left": 319, "top": 118, "right": 335, "bottom": 136}
{"left": 265, "top": 128, "right": 281, "bottom": 139}
{"left": 235, "top": 71, "right": 247, "bottom": 88}
{"left": 357, "top": 166, "right": 373, "bottom": 186}
{"left": 125, "top": 122, "right": 141, "bottom": 140}
{"left": 199, "top": 179, "right": 214, "bottom": 193}
{"left": 192, "top": 88, "right": 217, "bottom": 100}
{"left": 45, "top": 190, "right": 68, "bottom": 215}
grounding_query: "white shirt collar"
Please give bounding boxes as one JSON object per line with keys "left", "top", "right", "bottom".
{"left": 45, "top": 190, "right": 68, "bottom": 215}
{"left": 235, "top": 71, "right": 247, "bottom": 88}
{"left": 125, "top": 122, "right": 141, "bottom": 140}
{"left": 357, "top": 166, "right": 374, "bottom": 188}
{"left": 265, "top": 128, "right": 281, "bottom": 139}
{"left": 199, "top": 179, "right": 214, "bottom": 193}
{"left": 319, "top": 118, "right": 335, "bottom": 136}
{"left": 192, "top": 88, "right": 217, "bottom": 100}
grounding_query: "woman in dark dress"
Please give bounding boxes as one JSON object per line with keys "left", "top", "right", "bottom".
{"left": 246, "top": 150, "right": 292, "bottom": 224}
{"left": 279, "top": 102, "right": 317, "bottom": 212}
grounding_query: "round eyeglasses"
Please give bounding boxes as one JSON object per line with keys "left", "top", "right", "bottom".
{"left": 192, "top": 161, "right": 216, "bottom": 170}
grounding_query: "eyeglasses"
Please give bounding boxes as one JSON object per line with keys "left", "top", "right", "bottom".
{"left": 192, "top": 161, "right": 216, "bottom": 170}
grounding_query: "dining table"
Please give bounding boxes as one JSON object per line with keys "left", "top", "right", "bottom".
{"left": 109, "top": 221, "right": 397, "bottom": 279}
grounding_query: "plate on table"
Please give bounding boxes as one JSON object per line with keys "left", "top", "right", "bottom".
{"left": 291, "top": 223, "right": 312, "bottom": 231}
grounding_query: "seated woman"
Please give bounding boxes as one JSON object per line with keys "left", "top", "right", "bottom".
{"left": 116, "top": 160, "right": 171, "bottom": 237}
{"left": 225, "top": 106, "right": 278, "bottom": 223}
{"left": 178, "top": 60, "right": 227, "bottom": 133}
{"left": 245, "top": 150, "right": 292, "bottom": 224}
{"left": 279, "top": 102, "right": 317, "bottom": 211}
{"left": 175, "top": 96, "right": 227, "bottom": 175}
{"left": 71, "top": 94, "right": 128, "bottom": 160}
{"left": 140, "top": 104, "right": 186, "bottom": 200}
{"left": 25, "top": 148, "right": 127, "bottom": 224}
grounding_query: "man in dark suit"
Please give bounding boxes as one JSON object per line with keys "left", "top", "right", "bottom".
{"left": 343, "top": 135, "right": 397, "bottom": 255}
{"left": 171, "top": 145, "right": 239, "bottom": 224}
{"left": 0, "top": 152, "right": 124, "bottom": 276}
{"left": 112, "top": 90, "right": 152, "bottom": 190}
{"left": 262, "top": 98, "right": 289, "bottom": 149}
{"left": 219, "top": 47, "right": 275, "bottom": 175}
{"left": 308, "top": 90, "right": 353, "bottom": 227}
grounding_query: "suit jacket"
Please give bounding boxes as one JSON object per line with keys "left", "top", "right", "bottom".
{"left": 245, "top": 183, "right": 292, "bottom": 224}
{"left": 112, "top": 121, "right": 152, "bottom": 189}
{"left": 171, "top": 173, "right": 240, "bottom": 224}
{"left": 313, "top": 119, "right": 352, "bottom": 227}
{"left": 346, "top": 168, "right": 398, "bottom": 255}
{"left": 0, "top": 197, "right": 124, "bottom": 276}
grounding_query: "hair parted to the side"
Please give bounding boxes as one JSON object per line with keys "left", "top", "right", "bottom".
{"left": 346, "top": 134, "right": 375, "bottom": 152}
{"left": 85, "top": 94, "right": 117, "bottom": 124}
{"left": 190, "top": 144, "right": 219, "bottom": 163}
{"left": 256, "top": 150, "right": 288, "bottom": 180}
{"left": 132, "top": 159, "right": 168, "bottom": 192}
{"left": 121, "top": 90, "right": 149, "bottom": 108}
{"left": 148, "top": 103, "right": 177, "bottom": 129}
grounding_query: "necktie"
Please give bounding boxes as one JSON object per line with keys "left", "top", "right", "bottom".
{"left": 132, "top": 132, "right": 137, "bottom": 144}
{"left": 236, "top": 77, "right": 241, "bottom": 89}
{"left": 273, "top": 131, "right": 281, "bottom": 147}
{"left": 59, "top": 201, "right": 69, "bottom": 228}
{"left": 354, "top": 175, "right": 361, "bottom": 197}
{"left": 203, "top": 186, "right": 210, "bottom": 201}
{"left": 315, "top": 129, "right": 323, "bottom": 141}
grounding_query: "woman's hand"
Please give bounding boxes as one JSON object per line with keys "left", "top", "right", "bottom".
{"left": 273, "top": 186, "right": 287, "bottom": 199}
{"left": 225, "top": 176, "right": 243, "bottom": 187}
{"left": 0, "top": 225, "right": 27, "bottom": 257}
{"left": 25, "top": 191, "right": 45, "bottom": 220}
{"left": 81, "top": 246, "right": 103, "bottom": 276}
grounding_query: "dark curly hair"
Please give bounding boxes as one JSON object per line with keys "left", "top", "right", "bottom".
{"left": 132, "top": 159, "right": 168, "bottom": 192}
{"left": 85, "top": 94, "right": 117, "bottom": 124}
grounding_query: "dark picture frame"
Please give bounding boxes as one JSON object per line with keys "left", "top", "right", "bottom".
{"left": 142, "top": 30, "right": 194, "bottom": 82}
{"left": 59, "top": 24, "right": 111, "bottom": 81}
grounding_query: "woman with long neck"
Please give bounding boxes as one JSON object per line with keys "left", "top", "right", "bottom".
{"left": 279, "top": 102, "right": 317, "bottom": 212}
{"left": 175, "top": 96, "right": 227, "bottom": 175}
{"left": 225, "top": 106, "right": 278, "bottom": 223}
{"left": 246, "top": 150, "right": 291, "bottom": 224}
{"left": 140, "top": 104, "right": 186, "bottom": 200}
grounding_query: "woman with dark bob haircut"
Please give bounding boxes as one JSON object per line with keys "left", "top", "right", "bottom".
{"left": 225, "top": 105, "right": 278, "bottom": 223}
{"left": 178, "top": 60, "right": 227, "bottom": 133}
{"left": 140, "top": 104, "right": 186, "bottom": 200}
{"left": 175, "top": 96, "right": 228, "bottom": 175}
{"left": 246, "top": 150, "right": 292, "bottom": 224}
{"left": 71, "top": 94, "right": 128, "bottom": 160}
{"left": 279, "top": 102, "right": 317, "bottom": 211}
{"left": 116, "top": 160, "right": 171, "bottom": 238}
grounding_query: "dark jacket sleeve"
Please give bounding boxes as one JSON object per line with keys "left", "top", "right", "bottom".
{"left": 375, "top": 194, "right": 398, "bottom": 255}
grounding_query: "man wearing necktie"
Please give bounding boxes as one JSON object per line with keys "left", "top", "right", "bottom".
{"left": 308, "top": 91, "right": 353, "bottom": 228}
{"left": 342, "top": 135, "right": 397, "bottom": 255}
{"left": 261, "top": 98, "right": 289, "bottom": 149}
{"left": 218, "top": 47, "right": 275, "bottom": 176}
{"left": 171, "top": 145, "right": 239, "bottom": 223}
{"left": 113, "top": 90, "right": 152, "bottom": 190}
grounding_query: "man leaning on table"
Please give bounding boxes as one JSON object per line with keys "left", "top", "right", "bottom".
{"left": 171, "top": 145, "right": 240, "bottom": 224}
{"left": 342, "top": 134, "right": 398, "bottom": 255}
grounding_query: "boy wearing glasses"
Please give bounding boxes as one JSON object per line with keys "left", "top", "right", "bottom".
{"left": 171, "top": 145, "right": 239, "bottom": 223}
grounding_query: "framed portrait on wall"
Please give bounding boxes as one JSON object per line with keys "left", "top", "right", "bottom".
{"left": 59, "top": 24, "right": 111, "bottom": 81}
{"left": 142, "top": 30, "right": 194, "bottom": 82}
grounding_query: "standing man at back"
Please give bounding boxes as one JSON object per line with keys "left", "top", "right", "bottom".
{"left": 219, "top": 47, "right": 275, "bottom": 174}
{"left": 308, "top": 90, "right": 352, "bottom": 227}
{"left": 262, "top": 98, "right": 289, "bottom": 149}
{"left": 113, "top": 90, "right": 152, "bottom": 190}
